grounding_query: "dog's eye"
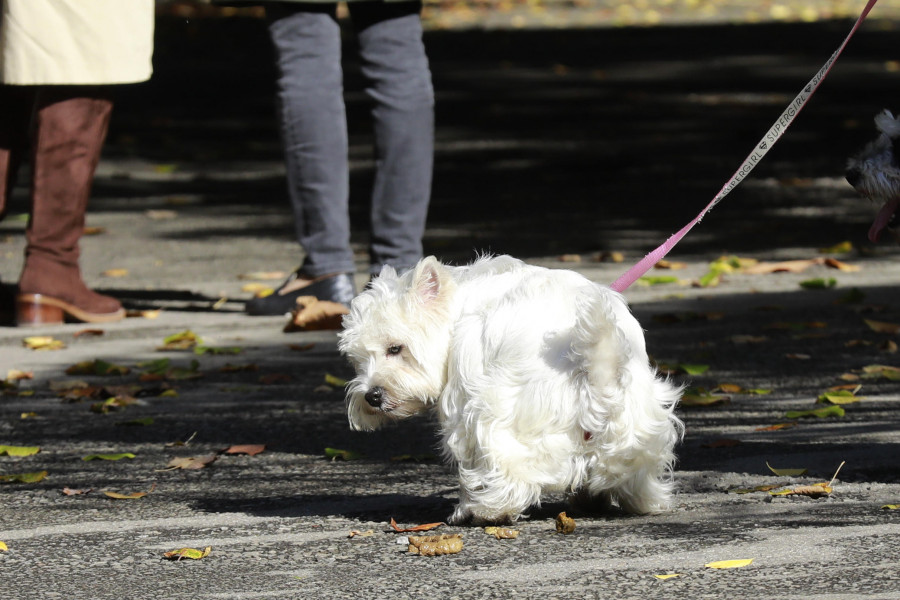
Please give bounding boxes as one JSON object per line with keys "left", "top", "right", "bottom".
{"left": 387, "top": 345, "right": 403, "bottom": 356}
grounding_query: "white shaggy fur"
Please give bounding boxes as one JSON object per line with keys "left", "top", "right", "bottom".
{"left": 846, "top": 109, "right": 900, "bottom": 243}
{"left": 338, "top": 255, "right": 683, "bottom": 525}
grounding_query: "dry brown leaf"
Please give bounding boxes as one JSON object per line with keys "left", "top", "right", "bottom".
{"left": 823, "top": 257, "right": 861, "bottom": 272}
{"left": 865, "top": 319, "right": 900, "bottom": 334}
{"left": 555, "top": 511, "right": 576, "bottom": 534}
{"left": 223, "top": 444, "right": 266, "bottom": 456}
{"left": 73, "top": 329, "right": 105, "bottom": 338}
{"left": 6, "top": 369, "right": 33, "bottom": 382}
{"left": 389, "top": 518, "right": 444, "bottom": 533}
{"left": 743, "top": 259, "right": 821, "bottom": 274}
{"left": 164, "top": 455, "right": 217, "bottom": 470}
{"left": 407, "top": 534, "right": 463, "bottom": 556}
{"left": 61, "top": 487, "right": 92, "bottom": 496}
{"left": 284, "top": 296, "right": 349, "bottom": 332}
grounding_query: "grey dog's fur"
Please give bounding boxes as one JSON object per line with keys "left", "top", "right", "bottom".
{"left": 846, "top": 109, "right": 900, "bottom": 244}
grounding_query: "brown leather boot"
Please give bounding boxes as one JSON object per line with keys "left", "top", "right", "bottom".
{"left": 15, "top": 88, "right": 125, "bottom": 325}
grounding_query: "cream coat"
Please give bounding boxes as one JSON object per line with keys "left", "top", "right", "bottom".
{"left": 0, "top": 0, "right": 154, "bottom": 85}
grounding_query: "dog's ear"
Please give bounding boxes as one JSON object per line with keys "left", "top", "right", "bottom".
{"left": 412, "top": 256, "right": 444, "bottom": 304}
{"left": 875, "top": 109, "right": 900, "bottom": 138}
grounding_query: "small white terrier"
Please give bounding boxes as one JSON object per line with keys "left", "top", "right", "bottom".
{"left": 338, "top": 255, "right": 683, "bottom": 525}
{"left": 846, "top": 109, "right": 900, "bottom": 243}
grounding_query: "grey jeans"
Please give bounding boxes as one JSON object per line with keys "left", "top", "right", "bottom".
{"left": 266, "top": 1, "right": 434, "bottom": 277}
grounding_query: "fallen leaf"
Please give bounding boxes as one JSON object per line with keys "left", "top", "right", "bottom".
{"left": 101, "top": 268, "right": 129, "bottom": 278}
{"left": 864, "top": 319, "right": 900, "bottom": 334}
{"left": 288, "top": 343, "right": 315, "bottom": 352}
{"left": 6, "top": 369, "right": 33, "bottom": 382}
{"left": 407, "top": 534, "right": 463, "bottom": 556}
{"left": 730, "top": 485, "right": 781, "bottom": 494}
{"left": 348, "top": 530, "right": 375, "bottom": 538}
{"left": 755, "top": 423, "right": 796, "bottom": 432}
{"left": 638, "top": 275, "right": 681, "bottom": 286}
{"left": 193, "top": 345, "right": 242, "bottom": 356}
{"left": 861, "top": 365, "right": 900, "bottom": 380}
{"left": 73, "top": 329, "right": 105, "bottom": 338}
{"left": 61, "top": 487, "right": 92, "bottom": 496}
{"left": 766, "top": 462, "right": 808, "bottom": 477}
{"left": 146, "top": 209, "right": 178, "bottom": 219}
{"left": 882, "top": 504, "right": 900, "bottom": 510}
{"left": 680, "top": 390, "right": 730, "bottom": 407}
{"left": 592, "top": 251, "right": 625, "bottom": 263}
{"left": 654, "top": 574, "right": 682, "bottom": 580}
{"left": 654, "top": 260, "right": 687, "bottom": 270}
{"left": 163, "top": 546, "right": 211, "bottom": 561}
{"left": 66, "top": 359, "right": 130, "bottom": 376}
{"left": 164, "top": 455, "right": 217, "bottom": 470}
{"left": 324, "top": 447, "right": 363, "bottom": 462}
{"left": 559, "top": 254, "right": 582, "bottom": 263}
{"left": 770, "top": 483, "right": 832, "bottom": 498}
{"left": 705, "top": 559, "right": 753, "bottom": 569}
{"left": 0, "top": 541, "right": 7, "bottom": 551}
{"left": 823, "top": 257, "right": 860, "bottom": 272}
{"left": 817, "top": 390, "right": 862, "bottom": 405}
{"left": 238, "top": 271, "right": 287, "bottom": 281}
{"left": 82, "top": 453, "right": 136, "bottom": 461}
{"left": 223, "top": 444, "right": 266, "bottom": 456}
{"left": 785, "top": 405, "right": 845, "bottom": 419}
{"left": 20, "top": 412, "right": 39, "bottom": 420}
{"left": 390, "top": 518, "right": 444, "bottom": 533}
{"left": 819, "top": 240, "right": 853, "bottom": 254}
{"left": 0, "top": 445, "right": 40, "bottom": 457}
{"left": 800, "top": 277, "right": 837, "bottom": 290}
{"left": 90, "top": 396, "right": 139, "bottom": 414}
{"left": 158, "top": 330, "right": 202, "bottom": 351}
{"left": 103, "top": 487, "right": 154, "bottom": 500}
{"left": 555, "top": 511, "right": 576, "bottom": 534}
{"left": 23, "top": 336, "right": 65, "bottom": 351}
{"left": 744, "top": 259, "right": 819, "bottom": 274}
{"left": 325, "top": 373, "right": 348, "bottom": 387}
{"left": 284, "top": 296, "right": 349, "bottom": 332}
{"left": 219, "top": 363, "right": 259, "bottom": 373}
{"left": 0, "top": 471, "right": 48, "bottom": 483}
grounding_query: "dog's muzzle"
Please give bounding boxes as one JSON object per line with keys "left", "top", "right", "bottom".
{"left": 365, "top": 386, "right": 385, "bottom": 408}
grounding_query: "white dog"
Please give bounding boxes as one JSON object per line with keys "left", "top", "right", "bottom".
{"left": 846, "top": 109, "right": 900, "bottom": 243}
{"left": 338, "top": 255, "right": 683, "bottom": 525}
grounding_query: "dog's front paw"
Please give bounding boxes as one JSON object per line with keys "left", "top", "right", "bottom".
{"left": 447, "top": 505, "right": 473, "bottom": 526}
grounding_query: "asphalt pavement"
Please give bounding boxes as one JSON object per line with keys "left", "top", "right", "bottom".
{"left": 2, "top": 9, "right": 900, "bottom": 599}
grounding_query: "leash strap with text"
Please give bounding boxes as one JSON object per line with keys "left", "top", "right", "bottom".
{"left": 610, "top": 0, "right": 880, "bottom": 293}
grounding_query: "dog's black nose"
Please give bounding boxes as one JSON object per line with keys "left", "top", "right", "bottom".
{"left": 365, "top": 386, "right": 384, "bottom": 408}
{"left": 846, "top": 167, "right": 861, "bottom": 187}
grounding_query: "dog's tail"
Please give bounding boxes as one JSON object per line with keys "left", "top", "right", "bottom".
{"left": 569, "top": 288, "right": 683, "bottom": 511}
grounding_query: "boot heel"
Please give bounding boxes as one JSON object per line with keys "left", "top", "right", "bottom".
{"left": 16, "top": 294, "right": 64, "bottom": 326}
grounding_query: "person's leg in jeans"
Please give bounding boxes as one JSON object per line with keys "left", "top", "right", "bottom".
{"left": 247, "top": 2, "right": 356, "bottom": 315}
{"left": 350, "top": 0, "right": 433, "bottom": 276}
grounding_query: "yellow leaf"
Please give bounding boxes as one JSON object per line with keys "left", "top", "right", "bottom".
{"left": 6, "top": 369, "right": 33, "bottom": 382}
{"left": 101, "top": 268, "right": 129, "bottom": 278}
{"left": 237, "top": 271, "right": 287, "bottom": 281}
{"left": 766, "top": 462, "right": 808, "bottom": 477}
{"left": 325, "top": 373, "right": 348, "bottom": 387}
{"left": 819, "top": 240, "right": 853, "bottom": 254}
{"left": 20, "top": 412, "right": 38, "bottom": 420}
{"left": 654, "top": 574, "right": 681, "bottom": 580}
{"left": 881, "top": 504, "right": 899, "bottom": 510}
{"left": 240, "top": 282, "right": 274, "bottom": 295}
{"left": 705, "top": 559, "right": 753, "bottom": 569}
{"left": 163, "top": 546, "right": 211, "bottom": 560}
{"left": 0, "top": 445, "right": 40, "bottom": 457}
{"left": 103, "top": 490, "right": 150, "bottom": 500}
{"left": 0, "top": 541, "right": 7, "bottom": 551}
{"left": 23, "top": 336, "right": 65, "bottom": 351}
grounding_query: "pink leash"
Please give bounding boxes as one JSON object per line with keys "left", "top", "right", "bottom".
{"left": 610, "top": 0, "right": 880, "bottom": 293}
